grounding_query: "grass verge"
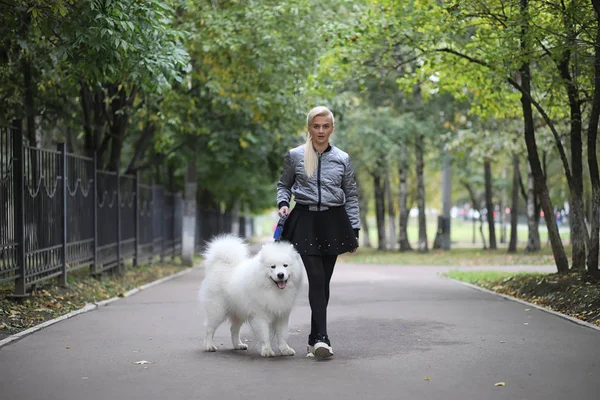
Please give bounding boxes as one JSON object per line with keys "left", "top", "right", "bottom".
{"left": 339, "top": 246, "right": 565, "bottom": 266}
{"left": 445, "top": 270, "right": 600, "bottom": 327}
{"left": 0, "top": 256, "right": 202, "bottom": 340}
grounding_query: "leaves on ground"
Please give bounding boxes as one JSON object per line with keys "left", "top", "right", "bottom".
{"left": 450, "top": 271, "right": 600, "bottom": 327}
{"left": 494, "top": 382, "right": 506, "bottom": 387}
{"left": 0, "top": 260, "right": 188, "bottom": 338}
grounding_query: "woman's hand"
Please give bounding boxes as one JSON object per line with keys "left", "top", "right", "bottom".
{"left": 279, "top": 206, "right": 289, "bottom": 217}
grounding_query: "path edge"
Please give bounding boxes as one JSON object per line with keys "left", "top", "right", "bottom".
{"left": 445, "top": 276, "right": 600, "bottom": 333}
{"left": 0, "top": 265, "right": 201, "bottom": 349}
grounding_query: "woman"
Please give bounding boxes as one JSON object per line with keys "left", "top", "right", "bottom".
{"left": 277, "top": 105, "right": 360, "bottom": 358}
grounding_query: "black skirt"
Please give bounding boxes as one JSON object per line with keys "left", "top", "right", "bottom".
{"left": 281, "top": 204, "right": 358, "bottom": 256}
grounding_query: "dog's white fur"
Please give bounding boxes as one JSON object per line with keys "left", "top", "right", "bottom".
{"left": 199, "top": 234, "right": 304, "bottom": 357}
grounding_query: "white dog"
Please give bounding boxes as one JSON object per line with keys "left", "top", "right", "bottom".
{"left": 199, "top": 234, "right": 304, "bottom": 357}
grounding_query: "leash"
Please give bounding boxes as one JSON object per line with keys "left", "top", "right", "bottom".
{"left": 273, "top": 213, "right": 287, "bottom": 242}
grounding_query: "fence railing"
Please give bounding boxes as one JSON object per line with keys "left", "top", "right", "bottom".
{"left": 0, "top": 122, "right": 248, "bottom": 297}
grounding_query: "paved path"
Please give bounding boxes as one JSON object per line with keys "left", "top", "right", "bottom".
{"left": 1, "top": 260, "right": 599, "bottom": 400}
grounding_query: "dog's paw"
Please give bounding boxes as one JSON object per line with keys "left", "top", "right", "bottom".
{"left": 234, "top": 343, "right": 248, "bottom": 350}
{"left": 260, "top": 347, "right": 276, "bottom": 357}
{"left": 279, "top": 346, "right": 295, "bottom": 356}
{"left": 204, "top": 343, "right": 218, "bottom": 352}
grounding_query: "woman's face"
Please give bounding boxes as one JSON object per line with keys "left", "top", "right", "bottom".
{"left": 308, "top": 115, "right": 334, "bottom": 148}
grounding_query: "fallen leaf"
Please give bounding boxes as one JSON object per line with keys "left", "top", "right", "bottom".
{"left": 66, "top": 346, "right": 71, "bottom": 349}
{"left": 9, "top": 310, "right": 20, "bottom": 315}
{"left": 525, "top": 308, "right": 531, "bottom": 312}
{"left": 500, "top": 341, "right": 506, "bottom": 343}
{"left": 118, "top": 293, "right": 126, "bottom": 298}
{"left": 424, "top": 376, "right": 431, "bottom": 381}
{"left": 133, "top": 360, "right": 151, "bottom": 365}
{"left": 524, "top": 322, "right": 529, "bottom": 325}
{"left": 495, "top": 382, "right": 506, "bottom": 387}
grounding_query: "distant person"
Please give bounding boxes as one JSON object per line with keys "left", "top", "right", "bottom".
{"left": 276, "top": 105, "right": 360, "bottom": 358}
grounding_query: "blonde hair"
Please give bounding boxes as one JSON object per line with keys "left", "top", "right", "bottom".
{"left": 304, "top": 106, "right": 335, "bottom": 178}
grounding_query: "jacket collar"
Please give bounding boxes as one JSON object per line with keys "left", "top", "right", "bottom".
{"left": 312, "top": 144, "right": 332, "bottom": 154}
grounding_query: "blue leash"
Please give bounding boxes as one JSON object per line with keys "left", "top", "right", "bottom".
{"left": 273, "top": 213, "right": 288, "bottom": 242}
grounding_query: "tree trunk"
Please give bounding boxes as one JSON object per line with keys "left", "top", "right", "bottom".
{"left": 126, "top": 124, "right": 156, "bottom": 174}
{"left": 484, "top": 159, "right": 497, "bottom": 249}
{"left": 524, "top": 164, "right": 540, "bottom": 252}
{"left": 373, "top": 172, "right": 387, "bottom": 250}
{"left": 80, "top": 83, "right": 107, "bottom": 160}
{"left": 398, "top": 146, "right": 412, "bottom": 251}
{"left": 508, "top": 154, "right": 520, "bottom": 252}
{"left": 22, "top": 57, "right": 37, "bottom": 148}
{"left": 230, "top": 198, "right": 241, "bottom": 236}
{"left": 587, "top": 0, "right": 600, "bottom": 279}
{"left": 519, "top": 0, "right": 569, "bottom": 273}
{"left": 182, "top": 162, "right": 197, "bottom": 266}
{"left": 464, "top": 181, "right": 487, "bottom": 249}
{"left": 570, "top": 190, "right": 588, "bottom": 269}
{"left": 385, "top": 168, "right": 397, "bottom": 250}
{"left": 479, "top": 214, "right": 487, "bottom": 250}
{"left": 556, "top": 1, "right": 588, "bottom": 272}
{"left": 357, "top": 176, "right": 372, "bottom": 248}
{"left": 415, "top": 134, "right": 428, "bottom": 252}
{"left": 500, "top": 164, "right": 507, "bottom": 244}
{"left": 107, "top": 86, "right": 125, "bottom": 172}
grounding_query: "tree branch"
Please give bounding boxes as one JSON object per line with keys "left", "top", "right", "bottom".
{"left": 519, "top": 170, "right": 528, "bottom": 202}
{"left": 435, "top": 47, "right": 573, "bottom": 185}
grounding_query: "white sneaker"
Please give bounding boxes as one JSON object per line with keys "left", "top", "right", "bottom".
{"left": 313, "top": 342, "right": 334, "bottom": 358}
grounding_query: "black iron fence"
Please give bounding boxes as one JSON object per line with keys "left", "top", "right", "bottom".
{"left": 0, "top": 123, "right": 249, "bottom": 297}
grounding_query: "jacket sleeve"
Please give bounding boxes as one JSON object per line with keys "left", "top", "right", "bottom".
{"left": 342, "top": 155, "right": 361, "bottom": 230}
{"left": 276, "top": 151, "right": 295, "bottom": 208}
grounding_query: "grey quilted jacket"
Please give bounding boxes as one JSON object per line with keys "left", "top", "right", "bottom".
{"left": 277, "top": 144, "right": 360, "bottom": 230}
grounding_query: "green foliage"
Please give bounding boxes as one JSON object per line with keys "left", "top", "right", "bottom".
{"left": 61, "top": 0, "right": 189, "bottom": 92}
{"left": 155, "top": 0, "right": 331, "bottom": 210}
{"left": 1, "top": 0, "right": 596, "bottom": 216}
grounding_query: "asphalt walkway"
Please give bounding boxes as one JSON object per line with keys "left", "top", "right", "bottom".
{"left": 0, "top": 257, "right": 598, "bottom": 399}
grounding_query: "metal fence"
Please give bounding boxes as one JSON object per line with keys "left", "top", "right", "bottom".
{"left": 0, "top": 122, "right": 244, "bottom": 297}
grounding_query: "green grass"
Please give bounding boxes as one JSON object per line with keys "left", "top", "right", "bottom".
{"left": 339, "top": 246, "right": 566, "bottom": 266}
{"left": 363, "top": 217, "right": 571, "bottom": 248}
{"left": 443, "top": 269, "right": 545, "bottom": 283}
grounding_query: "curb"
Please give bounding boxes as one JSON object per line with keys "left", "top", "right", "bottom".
{"left": 0, "top": 265, "right": 201, "bottom": 349}
{"left": 446, "top": 277, "right": 600, "bottom": 333}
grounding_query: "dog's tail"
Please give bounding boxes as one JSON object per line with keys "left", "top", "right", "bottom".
{"left": 201, "top": 234, "right": 249, "bottom": 270}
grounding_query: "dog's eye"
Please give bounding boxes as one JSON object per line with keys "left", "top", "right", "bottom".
{"left": 283, "top": 264, "right": 288, "bottom": 268}
{"left": 271, "top": 265, "right": 276, "bottom": 269}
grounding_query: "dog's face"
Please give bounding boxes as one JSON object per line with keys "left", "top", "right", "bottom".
{"left": 259, "top": 242, "right": 303, "bottom": 290}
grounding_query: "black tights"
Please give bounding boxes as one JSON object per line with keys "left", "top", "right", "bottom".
{"left": 301, "top": 255, "right": 337, "bottom": 342}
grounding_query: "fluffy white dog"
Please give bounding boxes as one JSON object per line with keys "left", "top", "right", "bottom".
{"left": 199, "top": 234, "right": 304, "bottom": 357}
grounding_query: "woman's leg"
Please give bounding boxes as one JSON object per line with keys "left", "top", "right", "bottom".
{"left": 323, "top": 255, "right": 337, "bottom": 307}
{"left": 301, "top": 255, "right": 328, "bottom": 342}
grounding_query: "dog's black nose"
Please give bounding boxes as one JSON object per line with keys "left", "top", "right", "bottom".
{"left": 277, "top": 273, "right": 284, "bottom": 280}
